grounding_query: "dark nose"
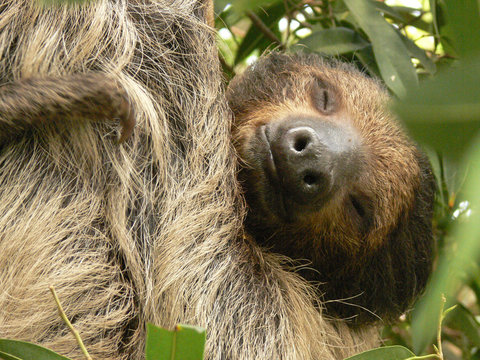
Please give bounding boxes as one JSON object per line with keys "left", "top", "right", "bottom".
{"left": 266, "top": 116, "right": 361, "bottom": 206}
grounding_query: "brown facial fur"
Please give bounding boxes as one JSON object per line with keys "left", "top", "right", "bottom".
{"left": 0, "top": 2, "right": 381, "bottom": 360}
{"left": 227, "top": 53, "right": 436, "bottom": 324}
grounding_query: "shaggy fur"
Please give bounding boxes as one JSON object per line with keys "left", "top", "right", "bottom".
{"left": 228, "top": 53, "right": 436, "bottom": 325}
{"left": 0, "top": 1, "right": 379, "bottom": 359}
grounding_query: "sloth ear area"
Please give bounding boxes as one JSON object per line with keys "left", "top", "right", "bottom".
{"left": 0, "top": 73, "right": 135, "bottom": 144}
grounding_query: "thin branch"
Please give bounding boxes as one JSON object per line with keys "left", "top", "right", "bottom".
{"left": 326, "top": 0, "right": 335, "bottom": 27}
{"left": 284, "top": 0, "right": 291, "bottom": 45}
{"left": 246, "top": 10, "right": 285, "bottom": 50}
{"left": 405, "top": 295, "right": 451, "bottom": 360}
{"left": 219, "top": 53, "right": 235, "bottom": 79}
{"left": 49, "top": 286, "right": 93, "bottom": 360}
{"left": 217, "top": 17, "right": 240, "bottom": 47}
{"left": 397, "top": 11, "right": 427, "bottom": 31}
{"left": 405, "top": 355, "right": 441, "bottom": 360}
{"left": 436, "top": 295, "right": 446, "bottom": 360}
{"left": 303, "top": 0, "right": 325, "bottom": 6}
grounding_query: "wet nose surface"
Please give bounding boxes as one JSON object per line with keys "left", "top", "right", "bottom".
{"left": 265, "top": 116, "right": 361, "bottom": 206}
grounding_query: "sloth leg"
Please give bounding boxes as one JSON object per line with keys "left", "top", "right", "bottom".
{"left": 0, "top": 73, "right": 135, "bottom": 143}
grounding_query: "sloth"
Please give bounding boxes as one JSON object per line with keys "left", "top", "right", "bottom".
{"left": 0, "top": 51, "right": 436, "bottom": 331}
{"left": 0, "top": 0, "right": 434, "bottom": 356}
{"left": 227, "top": 52, "right": 436, "bottom": 324}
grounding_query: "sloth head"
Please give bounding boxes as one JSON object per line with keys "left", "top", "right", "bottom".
{"left": 227, "top": 52, "right": 436, "bottom": 324}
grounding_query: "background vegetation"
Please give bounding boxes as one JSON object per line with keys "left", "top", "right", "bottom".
{"left": 214, "top": 0, "right": 480, "bottom": 359}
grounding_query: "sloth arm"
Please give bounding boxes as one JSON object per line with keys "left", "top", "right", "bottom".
{"left": 0, "top": 73, "right": 135, "bottom": 143}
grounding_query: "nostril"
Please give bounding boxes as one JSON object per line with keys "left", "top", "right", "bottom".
{"left": 293, "top": 136, "right": 309, "bottom": 152}
{"left": 303, "top": 173, "right": 317, "bottom": 185}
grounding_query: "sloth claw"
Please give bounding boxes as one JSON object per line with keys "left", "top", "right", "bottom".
{"left": 117, "top": 97, "right": 135, "bottom": 143}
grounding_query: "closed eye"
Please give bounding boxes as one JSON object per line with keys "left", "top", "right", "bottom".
{"left": 310, "top": 77, "right": 337, "bottom": 114}
{"left": 350, "top": 195, "right": 366, "bottom": 218}
{"left": 348, "top": 194, "right": 374, "bottom": 233}
{"left": 322, "top": 89, "right": 328, "bottom": 112}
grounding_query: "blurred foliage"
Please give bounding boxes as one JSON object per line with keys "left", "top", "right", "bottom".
{"left": 0, "top": 323, "right": 207, "bottom": 360}
{"left": 345, "top": 345, "right": 415, "bottom": 359}
{"left": 0, "top": 339, "right": 71, "bottom": 360}
{"left": 216, "top": 0, "right": 480, "bottom": 359}
{"left": 145, "top": 323, "right": 206, "bottom": 360}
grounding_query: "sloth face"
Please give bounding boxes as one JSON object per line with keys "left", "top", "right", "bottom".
{"left": 227, "top": 52, "right": 436, "bottom": 323}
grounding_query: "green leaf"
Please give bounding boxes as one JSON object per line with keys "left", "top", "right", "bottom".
{"left": 0, "top": 351, "right": 22, "bottom": 360}
{"left": 214, "top": 0, "right": 231, "bottom": 15}
{"left": 344, "top": 0, "right": 418, "bottom": 96}
{"left": 394, "top": 7, "right": 431, "bottom": 33}
{"left": 399, "top": 34, "right": 436, "bottom": 74}
{"left": 344, "top": 345, "right": 415, "bottom": 360}
{"left": 355, "top": 45, "right": 381, "bottom": 78}
{"left": 296, "top": 27, "right": 369, "bottom": 55}
{"left": 446, "top": 304, "right": 480, "bottom": 348}
{"left": 468, "top": 264, "right": 480, "bottom": 302}
{"left": 145, "top": 323, "right": 206, "bottom": 360}
{"left": 393, "top": 57, "right": 480, "bottom": 159}
{"left": 0, "top": 339, "right": 71, "bottom": 360}
{"left": 443, "top": 0, "right": 480, "bottom": 57}
{"left": 234, "top": 2, "right": 284, "bottom": 64}
{"left": 374, "top": 2, "right": 405, "bottom": 23}
{"left": 411, "top": 134, "right": 480, "bottom": 353}
{"left": 433, "top": 1, "right": 458, "bottom": 58}
{"left": 216, "top": 6, "right": 244, "bottom": 32}
{"left": 229, "top": 0, "right": 279, "bottom": 15}
{"left": 429, "top": 0, "right": 440, "bottom": 39}
{"left": 375, "top": 2, "right": 430, "bottom": 32}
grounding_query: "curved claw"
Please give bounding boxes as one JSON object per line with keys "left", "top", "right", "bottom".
{"left": 117, "top": 96, "right": 136, "bottom": 143}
